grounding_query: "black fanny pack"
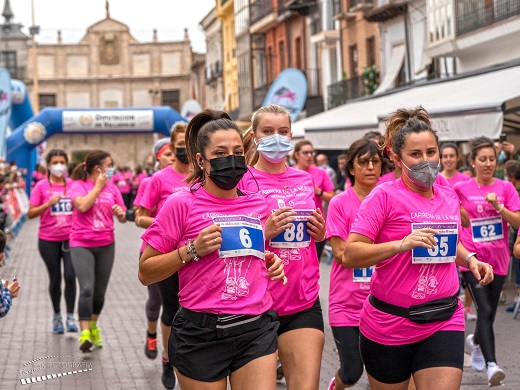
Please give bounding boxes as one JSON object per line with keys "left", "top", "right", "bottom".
{"left": 179, "top": 307, "right": 278, "bottom": 338}
{"left": 369, "top": 294, "right": 459, "bottom": 324}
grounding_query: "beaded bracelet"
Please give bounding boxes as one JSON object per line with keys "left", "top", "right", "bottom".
{"left": 186, "top": 240, "right": 201, "bottom": 261}
{"left": 177, "top": 247, "right": 187, "bottom": 265}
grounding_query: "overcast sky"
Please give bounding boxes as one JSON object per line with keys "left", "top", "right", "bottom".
{"left": 8, "top": 0, "right": 215, "bottom": 53}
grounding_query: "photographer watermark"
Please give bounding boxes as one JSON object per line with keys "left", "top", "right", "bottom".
{"left": 19, "top": 355, "right": 93, "bottom": 385}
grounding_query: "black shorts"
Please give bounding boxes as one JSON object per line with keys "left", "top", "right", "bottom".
{"left": 360, "top": 331, "right": 464, "bottom": 384}
{"left": 170, "top": 308, "right": 279, "bottom": 382}
{"left": 278, "top": 298, "right": 324, "bottom": 335}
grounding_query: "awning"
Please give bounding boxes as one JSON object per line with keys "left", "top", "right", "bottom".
{"left": 294, "top": 64, "right": 520, "bottom": 150}
{"left": 374, "top": 44, "right": 405, "bottom": 95}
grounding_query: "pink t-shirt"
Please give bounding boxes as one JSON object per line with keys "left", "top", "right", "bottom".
{"left": 142, "top": 187, "right": 273, "bottom": 315}
{"left": 240, "top": 167, "right": 320, "bottom": 316}
{"left": 350, "top": 179, "right": 464, "bottom": 345}
{"left": 29, "top": 178, "right": 74, "bottom": 242}
{"left": 327, "top": 188, "right": 370, "bottom": 327}
{"left": 444, "top": 171, "right": 471, "bottom": 187}
{"left": 298, "top": 165, "right": 334, "bottom": 214}
{"left": 453, "top": 178, "right": 520, "bottom": 275}
{"left": 69, "top": 180, "right": 126, "bottom": 248}
{"left": 133, "top": 177, "right": 151, "bottom": 208}
{"left": 140, "top": 166, "right": 188, "bottom": 213}
{"left": 112, "top": 172, "right": 131, "bottom": 194}
{"left": 136, "top": 172, "right": 148, "bottom": 184}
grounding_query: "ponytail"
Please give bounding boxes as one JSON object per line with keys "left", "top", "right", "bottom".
{"left": 185, "top": 109, "right": 241, "bottom": 185}
{"left": 70, "top": 150, "right": 110, "bottom": 181}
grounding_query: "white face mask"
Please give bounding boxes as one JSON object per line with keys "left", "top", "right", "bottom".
{"left": 49, "top": 163, "right": 67, "bottom": 178}
{"left": 255, "top": 134, "right": 294, "bottom": 163}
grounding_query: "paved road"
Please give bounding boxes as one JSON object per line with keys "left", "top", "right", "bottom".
{"left": 1, "top": 219, "right": 519, "bottom": 389}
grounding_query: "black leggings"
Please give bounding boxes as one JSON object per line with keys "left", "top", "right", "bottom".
{"left": 38, "top": 239, "right": 76, "bottom": 314}
{"left": 331, "top": 326, "right": 364, "bottom": 386}
{"left": 141, "top": 250, "right": 162, "bottom": 322}
{"left": 157, "top": 273, "right": 180, "bottom": 326}
{"left": 71, "top": 244, "right": 115, "bottom": 320}
{"left": 462, "top": 271, "right": 506, "bottom": 364}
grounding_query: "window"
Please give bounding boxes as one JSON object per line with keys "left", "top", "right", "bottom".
{"left": 0, "top": 51, "right": 17, "bottom": 77}
{"left": 268, "top": 46, "right": 274, "bottom": 83}
{"left": 349, "top": 44, "right": 358, "bottom": 76}
{"left": 162, "top": 90, "right": 180, "bottom": 112}
{"left": 366, "top": 36, "right": 376, "bottom": 67}
{"left": 295, "top": 37, "right": 302, "bottom": 70}
{"left": 39, "top": 94, "right": 56, "bottom": 110}
{"left": 279, "top": 41, "right": 286, "bottom": 70}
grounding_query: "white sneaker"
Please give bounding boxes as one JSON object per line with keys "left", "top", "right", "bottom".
{"left": 466, "top": 334, "right": 485, "bottom": 371}
{"left": 487, "top": 362, "right": 505, "bottom": 387}
{"left": 464, "top": 307, "right": 477, "bottom": 321}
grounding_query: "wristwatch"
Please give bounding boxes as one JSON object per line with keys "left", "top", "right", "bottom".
{"left": 464, "top": 252, "right": 477, "bottom": 265}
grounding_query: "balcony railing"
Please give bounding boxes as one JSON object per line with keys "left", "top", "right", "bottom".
{"left": 251, "top": 0, "right": 275, "bottom": 25}
{"left": 327, "top": 75, "right": 364, "bottom": 109}
{"left": 456, "top": 0, "right": 520, "bottom": 36}
{"left": 205, "top": 61, "right": 222, "bottom": 84}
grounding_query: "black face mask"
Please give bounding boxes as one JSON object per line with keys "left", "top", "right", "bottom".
{"left": 175, "top": 148, "right": 189, "bottom": 165}
{"left": 207, "top": 155, "right": 248, "bottom": 191}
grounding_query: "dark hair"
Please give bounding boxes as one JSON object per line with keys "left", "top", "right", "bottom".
{"left": 0, "top": 230, "right": 6, "bottom": 253}
{"left": 70, "top": 150, "right": 111, "bottom": 181}
{"left": 440, "top": 143, "right": 459, "bottom": 157}
{"left": 345, "top": 139, "right": 383, "bottom": 185}
{"left": 505, "top": 160, "right": 520, "bottom": 181}
{"left": 46, "top": 149, "right": 68, "bottom": 165}
{"left": 458, "top": 165, "right": 473, "bottom": 176}
{"left": 382, "top": 107, "right": 438, "bottom": 157}
{"left": 363, "top": 131, "right": 383, "bottom": 142}
{"left": 185, "top": 109, "right": 241, "bottom": 184}
{"left": 293, "top": 140, "right": 313, "bottom": 163}
{"left": 469, "top": 136, "right": 495, "bottom": 161}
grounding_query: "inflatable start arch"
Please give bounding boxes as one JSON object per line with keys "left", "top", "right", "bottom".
{"left": 8, "top": 80, "right": 186, "bottom": 194}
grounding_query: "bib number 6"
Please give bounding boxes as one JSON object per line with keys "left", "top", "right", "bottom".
{"left": 427, "top": 236, "right": 449, "bottom": 257}
{"left": 239, "top": 228, "right": 252, "bottom": 248}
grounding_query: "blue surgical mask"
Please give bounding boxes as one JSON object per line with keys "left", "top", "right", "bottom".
{"left": 105, "top": 168, "right": 115, "bottom": 179}
{"left": 498, "top": 151, "right": 506, "bottom": 164}
{"left": 401, "top": 160, "right": 440, "bottom": 189}
{"left": 255, "top": 134, "right": 294, "bottom": 163}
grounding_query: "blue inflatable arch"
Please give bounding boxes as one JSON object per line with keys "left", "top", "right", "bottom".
{"left": 8, "top": 80, "right": 186, "bottom": 194}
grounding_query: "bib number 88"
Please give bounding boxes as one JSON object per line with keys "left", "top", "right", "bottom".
{"left": 284, "top": 222, "right": 305, "bottom": 242}
{"left": 427, "top": 236, "right": 449, "bottom": 257}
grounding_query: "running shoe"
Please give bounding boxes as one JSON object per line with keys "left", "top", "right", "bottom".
{"left": 53, "top": 314, "right": 65, "bottom": 334}
{"left": 79, "top": 330, "right": 92, "bottom": 352}
{"left": 464, "top": 307, "right": 477, "bottom": 321}
{"left": 162, "top": 359, "right": 176, "bottom": 389}
{"left": 90, "top": 322, "right": 103, "bottom": 348}
{"left": 466, "top": 334, "right": 485, "bottom": 371}
{"left": 145, "top": 333, "right": 158, "bottom": 359}
{"left": 66, "top": 314, "right": 78, "bottom": 332}
{"left": 328, "top": 376, "right": 336, "bottom": 390}
{"left": 487, "top": 362, "right": 505, "bottom": 387}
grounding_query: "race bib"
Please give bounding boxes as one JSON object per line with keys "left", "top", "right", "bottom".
{"left": 470, "top": 216, "right": 503, "bottom": 243}
{"left": 213, "top": 215, "right": 265, "bottom": 260}
{"left": 353, "top": 267, "right": 374, "bottom": 283}
{"left": 411, "top": 223, "right": 458, "bottom": 264}
{"left": 269, "top": 209, "right": 313, "bottom": 248}
{"left": 50, "top": 197, "right": 72, "bottom": 216}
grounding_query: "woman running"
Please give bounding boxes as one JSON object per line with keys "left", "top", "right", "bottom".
{"left": 440, "top": 143, "right": 471, "bottom": 187}
{"left": 28, "top": 149, "right": 77, "bottom": 333}
{"left": 139, "top": 109, "right": 286, "bottom": 390}
{"left": 136, "top": 124, "right": 189, "bottom": 389}
{"left": 133, "top": 138, "right": 175, "bottom": 361}
{"left": 69, "top": 150, "right": 126, "bottom": 352}
{"left": 241, "top": 105, "right": 326, "bottom": 390}
{"left": 453, "top": 136, "right": 520, "bottom": 386}
{"left": 344, "top": 107, "right": 493, "bottom": 390}
{"left": 326, "top": 139, "right": 383, "bottom": 390}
